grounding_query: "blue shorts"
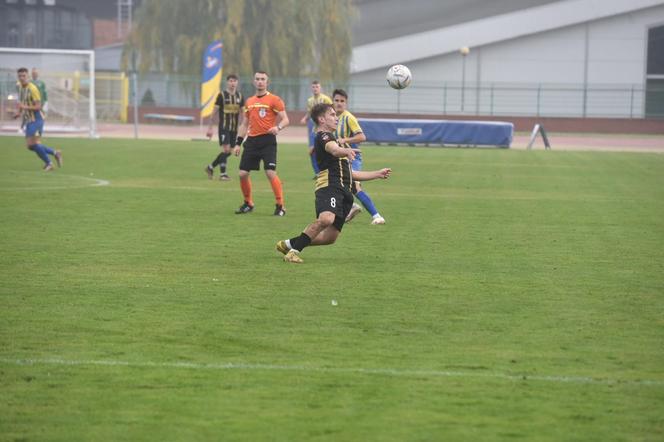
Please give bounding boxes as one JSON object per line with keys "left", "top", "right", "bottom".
{"left": 307, "top": 120, "right": 316, "bottom": 147}
{"left": 25, "top": 120, "right": 44, "bottom": 137}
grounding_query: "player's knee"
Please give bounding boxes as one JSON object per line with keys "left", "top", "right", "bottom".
{"left": 239, "top": 170, "right": 250, "bottom": 179}
{"left": 318, "top": 212, "right": 335, "bottom": 227}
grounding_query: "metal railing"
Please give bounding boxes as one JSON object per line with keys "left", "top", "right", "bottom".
{"left": 129, "top": 74, "right": 664, "bottom": 119}
{"left": 4, "top": 72, "right": 662, "bottom": 123}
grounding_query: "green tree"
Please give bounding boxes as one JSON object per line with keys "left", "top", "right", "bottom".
{"left": 124, "top": 0, "right": 355, "bottom": 81}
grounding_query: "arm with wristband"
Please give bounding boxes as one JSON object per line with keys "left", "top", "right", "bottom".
{"left": 232, "top": 116, "right": 247, "bottom": 157}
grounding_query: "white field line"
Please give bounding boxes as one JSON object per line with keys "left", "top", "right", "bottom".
{"left": 0, "top": 172, "right": 642, "bottom": 202}
{"left": 1, "top": 173, "right": 110, "bottom": 191}
{"left": 1, "top": 357, "right": 662, "bottom": 387}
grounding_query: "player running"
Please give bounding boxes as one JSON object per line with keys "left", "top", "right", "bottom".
{"left": 276, "top": 103, "right": 391, "bottom": 263}
{"left": 15, "top": 67, "right": 61, "bottom": 171}
{"left": 333, "top": 89, "right": 386, "bottom": 225}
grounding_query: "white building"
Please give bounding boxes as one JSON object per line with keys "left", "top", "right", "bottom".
{"left": 350, "top": 0, "right": 664, "bottom": 118}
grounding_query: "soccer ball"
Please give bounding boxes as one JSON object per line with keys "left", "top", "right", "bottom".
{"left": 386, "top": 64, "right": 412, "bottom": 90}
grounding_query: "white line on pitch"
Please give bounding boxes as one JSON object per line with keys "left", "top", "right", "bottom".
{"left": 1, "top": 357, "right": 662, "bottom": 387}
{"left": 0, "top": 173, "right": 110, "bottom": 191}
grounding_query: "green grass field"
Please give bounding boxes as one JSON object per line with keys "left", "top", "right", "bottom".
{"left": 1, "top": 136, "right": 663, "bottom": 441}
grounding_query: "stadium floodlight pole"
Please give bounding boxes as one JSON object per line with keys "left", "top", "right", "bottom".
{"left": 132, "top": 72, "right": 138, "bottom": 139}
{"left": 0, "top": 47, "right": 98, "bottom": 138}
{"left": 131, "top": 50, "right": 138, "bottom": 139}
{"left": 460, "top": 46, "right": 470, "bottom": 113}
{"left": 89, "top": 50, "right": 97, "bottom": 138}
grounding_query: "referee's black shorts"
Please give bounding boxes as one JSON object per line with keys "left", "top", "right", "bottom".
{"left": 315, "top": 186, "right": 354, "bottom": 231}
{"left": 239, "top": 134, "right": 278, "bottom": 171}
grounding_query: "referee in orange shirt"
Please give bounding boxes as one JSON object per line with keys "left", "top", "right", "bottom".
{"left": 232, "top": 71, "right": 289, "bottom": 216}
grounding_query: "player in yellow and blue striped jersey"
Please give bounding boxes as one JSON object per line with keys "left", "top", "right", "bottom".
{"left": 300, "top": 81, "right": 332, "bottom": 177}
{"left": 14, "top": 67, "right": 61, "bottom": 171}
{"left": 333, "top": 89, "right": 386, "bottom": 225}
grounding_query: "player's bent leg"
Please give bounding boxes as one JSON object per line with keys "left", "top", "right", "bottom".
{"left": 306, "top": 212, "right": 336, "bottom": 245}
{"left": 310, "top": 225, "right": 341, "bottom": 246}
{"left": 345, "top": 203, "right": 362, "bottom": 222}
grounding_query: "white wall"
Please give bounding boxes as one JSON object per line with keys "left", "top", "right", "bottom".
{"left": 349, "top": 4, "right": 664, "bottom": 117}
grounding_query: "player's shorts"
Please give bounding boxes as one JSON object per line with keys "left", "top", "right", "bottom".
{"left": 315, "top": 186, "right": 354, "bottom": 231}
{"left": 239, "top": 134, "right": 278, "bottom": 171}
{"left": 218, "top": 128, "right": 237, "bottom": 147}
{"left": 307, "top": 120, "right": 315, "bottom": 147}
{"left": 25, "top": 120, "right": 44, "bottom": 138}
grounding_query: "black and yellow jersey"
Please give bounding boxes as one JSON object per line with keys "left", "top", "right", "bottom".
{"left": 314, "top": 131, "right": 353, "bottom": 192}
{"left": 215, "top": 90, "right": 244, "bottom": 132}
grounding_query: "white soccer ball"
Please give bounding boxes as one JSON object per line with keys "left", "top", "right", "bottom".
{"left": 386, "top": 64, "right": 412, "bottom": 90}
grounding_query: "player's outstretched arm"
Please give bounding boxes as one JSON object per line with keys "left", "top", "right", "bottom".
{"left": 352, "top": 168, "right": 391, "bottom": 181}
{"left": 325, "top": 140, "right": 357, "bottom": 161}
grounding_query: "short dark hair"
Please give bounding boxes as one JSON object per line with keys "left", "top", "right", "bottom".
{"left": 17, "top": 67, "right": 28, "bottom": 74}
{"left": 310, "top": 103, "right": 333, "bottom": 125}
{"left": 226, "top": 74, "right": 238, "bottom": 80}
{"left": 332, "top": 88, "right": 348, "bottom": 99}
{"left": 255, "top": 70, "right": 268, "bottom": 77}
{"left": 311, "top": 80, "right": 320, "bottom": 85}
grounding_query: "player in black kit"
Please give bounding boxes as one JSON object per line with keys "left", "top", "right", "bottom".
{"left": 275, "top": 103, "right": 392, "bottom": 263}
{"left": 205, "top": 74, "right": 244, "bottom": 180}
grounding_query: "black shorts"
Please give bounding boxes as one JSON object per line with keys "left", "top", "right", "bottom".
{"left": 315, "top": 186, "right": 354, "bottom": 231}
{"left": 218, "top": 128, "right": 237, "bottom": 146}
{"left": 239, "top": 134, "right": 278, "bottom": 171}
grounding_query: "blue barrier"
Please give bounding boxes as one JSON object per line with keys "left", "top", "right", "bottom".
{"left": 358, "top": 118, "right": 513, "bottom": 147}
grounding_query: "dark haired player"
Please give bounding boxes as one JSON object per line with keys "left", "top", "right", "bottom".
{"left": 15, "top": 67, "right": 62, "bottom": 171}
{"left": 333, "top": 88, "right": 386, "bottom": 225}
{"left": 276, "top": 103, "right": 391, "bottom": 263}
{"left": 205, "top": 74, "right": 244, "bottom": 180}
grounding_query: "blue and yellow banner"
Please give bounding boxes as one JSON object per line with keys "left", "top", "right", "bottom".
{"left": 200, "top": 40, "right": 223, "bottom": 119}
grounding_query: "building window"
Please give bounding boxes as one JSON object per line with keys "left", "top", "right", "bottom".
{"left": 647, "top": 25, "right": 664, "bottom": 75}
{"left": 646, "top": 25, "right": 664, "bottom": 118}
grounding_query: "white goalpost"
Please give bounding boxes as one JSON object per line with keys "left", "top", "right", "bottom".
{"left": 0, "top": 47, "right": 97, "bottom": 138}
